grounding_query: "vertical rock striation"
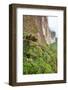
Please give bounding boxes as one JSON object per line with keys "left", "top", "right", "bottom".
{"left": 23, "top": 15, "right": 56, "bottom": 45}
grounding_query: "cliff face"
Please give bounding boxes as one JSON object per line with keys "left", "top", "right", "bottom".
{"left": 23, "top": 15, "right": 56, "bottom": 45}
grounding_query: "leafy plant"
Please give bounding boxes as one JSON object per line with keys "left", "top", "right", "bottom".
{"left": 23, "top": 35, "right": 57, "bottom": 74}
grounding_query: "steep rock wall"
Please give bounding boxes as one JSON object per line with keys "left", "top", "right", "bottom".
{"left": 23, "top": 15, "right": 56, "bottom": 45}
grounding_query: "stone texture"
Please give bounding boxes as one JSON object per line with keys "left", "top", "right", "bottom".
{"left": 23, "top": 15, "right": 56, "bottom": 45}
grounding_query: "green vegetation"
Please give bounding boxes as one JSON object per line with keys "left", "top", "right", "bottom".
{"left": 23, "top": 34, "right": 57, "bottom": 74}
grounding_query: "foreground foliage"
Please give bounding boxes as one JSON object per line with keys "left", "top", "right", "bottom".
{"left": 23, "top": 35, "right": 57, "bottom": 74}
